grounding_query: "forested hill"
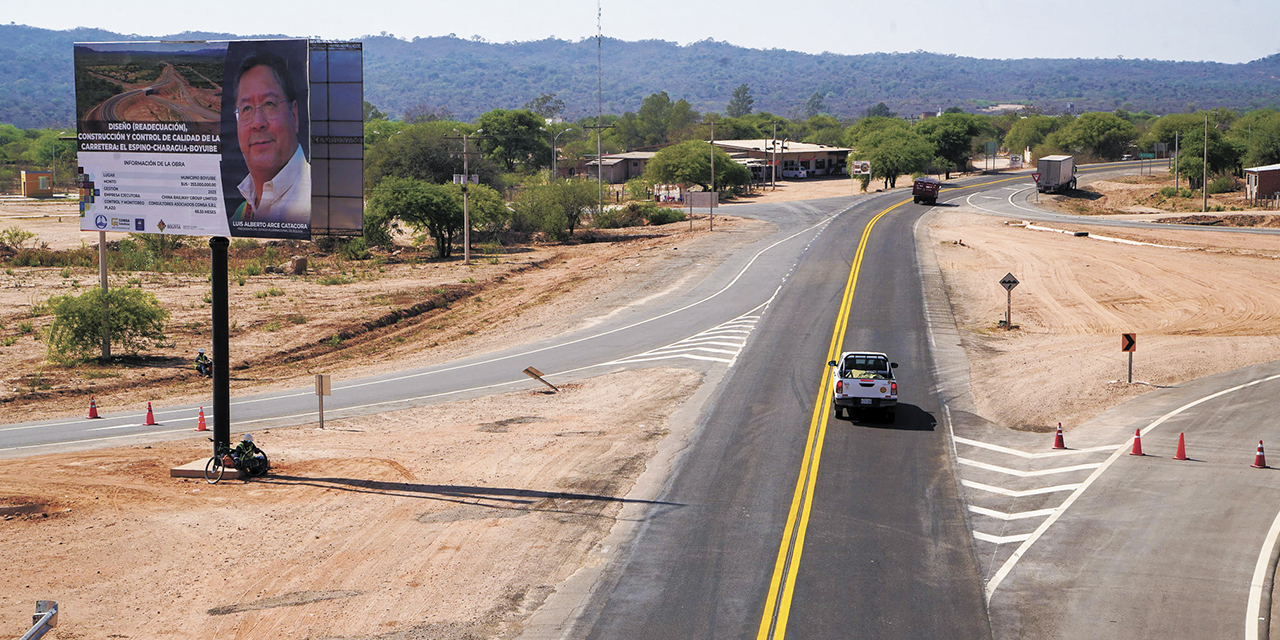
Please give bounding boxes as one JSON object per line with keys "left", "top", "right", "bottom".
{"left": 4, "top": 22, "right": 1280, "bottom": 129}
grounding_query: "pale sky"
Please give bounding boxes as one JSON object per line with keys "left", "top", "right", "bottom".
{"left": 8, "top": 0, "right": 1279, "bottom": 63}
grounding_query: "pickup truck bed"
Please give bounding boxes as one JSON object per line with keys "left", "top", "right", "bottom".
{"left": 828, "top": 351, "right": 898, "bottom": 421}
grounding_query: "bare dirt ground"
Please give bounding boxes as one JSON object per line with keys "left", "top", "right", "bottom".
{"left": 0, "top": 367, "right": 700, "bottom": 640}
{"left": 932, "top": 175, "right": 1280, "bottom": 430}
{"left": 8, "top": 173, "right": 1280, "bottom": 638}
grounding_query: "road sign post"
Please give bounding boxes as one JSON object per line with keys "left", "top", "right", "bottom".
{"left": 315, "top": 374, "right": 331, "bottom": 429}
{"left": 999, "top": 273, "right": 1019, "bottom": 330}
{"left": 1122, "top": 333, "right": 1137, "bottom": 383}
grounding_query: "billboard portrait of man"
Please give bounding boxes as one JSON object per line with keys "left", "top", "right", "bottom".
{"left": 222, "top": 40, "right": 310, "bottom": 238}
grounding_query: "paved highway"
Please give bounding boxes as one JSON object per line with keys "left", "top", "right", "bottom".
{"left": 9, "top": 167, "right": 1280, "bottom": 639}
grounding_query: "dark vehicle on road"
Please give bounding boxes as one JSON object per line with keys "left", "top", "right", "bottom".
{"left": 912, "top": 177, "right": 941, "bottom": 204}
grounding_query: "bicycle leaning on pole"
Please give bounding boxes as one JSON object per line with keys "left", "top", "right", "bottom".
{"left": 204, "top": 433, "right": 269, "bottom": 484}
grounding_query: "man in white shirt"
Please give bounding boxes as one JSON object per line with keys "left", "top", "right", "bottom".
{"left": 229, "top": 53, "right": 310, "bottom": 227}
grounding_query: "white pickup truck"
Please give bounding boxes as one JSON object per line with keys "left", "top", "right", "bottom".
{"left": 827, "top": 351, "right": 898, "bottom": 421}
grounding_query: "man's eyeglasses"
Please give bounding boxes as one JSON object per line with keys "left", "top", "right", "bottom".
{"left": 237, "top": 99, "right": 288, "bottom": 121}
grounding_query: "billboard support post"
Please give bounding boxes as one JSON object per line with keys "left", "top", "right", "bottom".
{"left": 210, "top": 237, "right": 230, "bottom": 454}
{"left": 98, "top": 231, "right": 110, "bottom": 359}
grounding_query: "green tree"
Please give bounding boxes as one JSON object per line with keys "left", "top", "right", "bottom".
{"left": 915, "top": 113, "right": 990, "bottom": 178}
{"left": 614, "top": 92, "right": 702, "bottom": 148}
{"left": 853, "top": 128, "right": 934, "bottom": 189}
{"left": 510, "top": 178, "right": 598, "bottom": 239}
{"left": 477, "top": 108, "right": 553, "bottom": 172}
{"left": 804, "top": 92, "right": 827, "bottom": 119}
{"left": 365, "top": 176, "right": 463, "bottom": 258}
{"left": 865, "top": 102, "right": 894, "bottom": 118}
{"left": 726, "top": 84, "right": 755, "bottom": 118}
{"left": 844, "top": 116, "right": 909, "bottom": 150}
{"left": 710, "top": 116, "right": 764, "bottom": 141}
{"left": 800, "top": 115, "right": 847, "bottom": 147}
{"left": 643, "top": 140, "right": 751, "bottom": 198}
{"left": 453, "top": 182, "right": 508, "bottom": 234}
{"left": 363, "top": 100, "right": 387, "bottom": 122}
{"left": 45, "top": 287, "right": 169, "bottom": 362}
{"left": 1229, "top": 109, "right": 1280, "bottom": 167}
{"left": 403, "top": 103, "right": 453, "bottom": 123}
{"left": 364, "top": 120, "right": 501, "bottom": 188}
{"left": 1004, "top": 115, "right": 1062, "bottom": 158}
{"left": 1044, "top": 112, "right": 1138, "bottom": 161}
{"left": 524, "top": 93, "right": 566, "bottom": 120}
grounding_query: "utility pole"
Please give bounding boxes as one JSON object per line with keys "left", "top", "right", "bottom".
{"left": 1174, "top": 131, "right": 1179, "bottom": 190}
{"left": 445, "top": 130, "right": 488, "bottom": 265}
{"left": 1202, "top": 114, "right": 1208, "bottom": 213}
{"left": 709, "top": 117, "right": 715, "bottom": 231}
{"left": 771, "top": 122, "right": 778, "bottom": 191}
{"left": 595, "top": 0, "right": 605, "bottom": 216}
{"left": 584, "top": 122, "right": 614, "bottom": 214}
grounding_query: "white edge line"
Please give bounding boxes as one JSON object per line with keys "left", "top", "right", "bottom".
{"left": 1247, "top": 510, "right": 1280, "bottom": 640}
{"left": 0, "top": 428, "right": 192, "bottom": 453}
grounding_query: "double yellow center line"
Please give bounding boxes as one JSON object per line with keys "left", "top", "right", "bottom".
{"left": 754, "top": 198, "right": 905, "bottom": 639}
{"left": 754, "top": 168, "right": 1112, "bottom": 637}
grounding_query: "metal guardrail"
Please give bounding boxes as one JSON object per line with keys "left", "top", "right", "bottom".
{"left": 19, "top": 600, "right": 57, "bottom": 640}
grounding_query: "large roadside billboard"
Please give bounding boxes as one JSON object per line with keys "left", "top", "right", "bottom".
{"left": 73, "top": 39, "right": 362, "bottom": 240}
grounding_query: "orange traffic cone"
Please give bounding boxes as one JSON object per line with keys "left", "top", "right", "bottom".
{"left": 88, "top": 396, "right": 100, "bottom": 419}
{"left": 1253, "top": 440, "right": 1268, "bottom": 469}
{"left": 1173, "top": 432, "right": 1188, "bottom": 460}
{"left": 195, "top": 407, "right": 207, "bottom": 432}
{"left": 1130, "top": 429, "right": 1144, "bottom": 456}
{"left": 145, "top": 401, "right": 156, "bottom": 426}
{"left": 1052, "top": 423, "right": 1066, "bottom": 449}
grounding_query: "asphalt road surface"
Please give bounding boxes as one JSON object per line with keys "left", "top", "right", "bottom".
{"left": 10, "top": 167, "right": 1280, "bottom": 640}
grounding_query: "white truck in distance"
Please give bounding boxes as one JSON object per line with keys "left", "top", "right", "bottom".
{"left": 827, "top": 351, "right": 898, "bottom": 422}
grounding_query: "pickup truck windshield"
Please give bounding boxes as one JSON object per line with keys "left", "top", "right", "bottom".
{"left": 842, "top": 356, "right": 890, "bottom": 377}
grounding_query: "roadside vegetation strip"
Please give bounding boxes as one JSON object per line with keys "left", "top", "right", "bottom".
{"left": 756, "top": 198, "right": 906, "bottom": 640}
{"left": 984, "top": 370, "right": 1280, "bottom": 602}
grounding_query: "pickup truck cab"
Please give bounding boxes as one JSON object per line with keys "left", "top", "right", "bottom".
{"left": 912, "top": 177, "right": 941, "bottom": 205}
{"left": 828, "top": 351, "right": 898, "bottom": 421}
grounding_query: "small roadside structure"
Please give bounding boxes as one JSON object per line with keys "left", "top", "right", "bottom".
{"left": 712, "top": 140, "right": 851, "bottom": 179}
{"left": 1245, "top": 164, "right": 1280, "bottom": 205}
{"left": 583, "top": 151, "right": 657, "bottom": 184}
{"left": 20, "top": 170, "right": 54, "bottom": 198}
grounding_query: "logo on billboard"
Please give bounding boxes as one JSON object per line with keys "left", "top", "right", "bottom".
{"left": 156, "top": 220, "right": 166, "bottom": 232}
{"left": 95, "top": 215, "right": 108, "bottom": 229}
{"left": 135, "top": 218, "right": 146, "bottom": 231}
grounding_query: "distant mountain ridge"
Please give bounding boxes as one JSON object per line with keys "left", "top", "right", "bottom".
{"left": 3, "top": 23, "right": 1279, "bottom": 129}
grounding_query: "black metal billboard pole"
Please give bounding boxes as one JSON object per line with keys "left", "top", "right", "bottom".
{"left": 210, "top": 236, "right": 230, "bottom": 452}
